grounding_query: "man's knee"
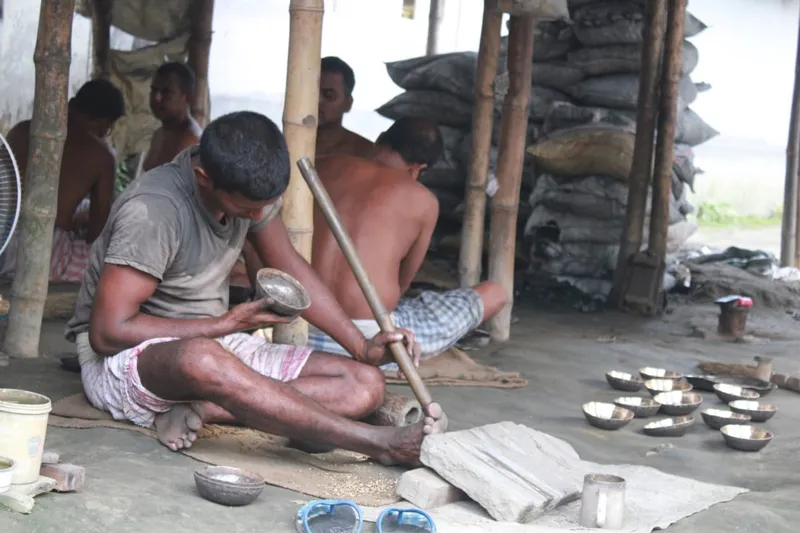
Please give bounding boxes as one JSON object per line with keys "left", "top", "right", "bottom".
{"left": 352, "top": 364, "right": 385, "bottom": 415}
{"left": 474, "top": 281, "right": 509, "bottom": 320}
{"left": 172, "top": 337, "right": 231, "bottom": 388}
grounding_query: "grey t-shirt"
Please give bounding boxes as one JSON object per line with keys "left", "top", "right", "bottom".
{"left": 65, "top": 147, "right": 282, "bottom": 342}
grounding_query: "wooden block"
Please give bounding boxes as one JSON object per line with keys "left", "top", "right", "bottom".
{"left": 39, "top": 463, "right": 85, "bottom": 492}
{"left": 420, "top": 422, "right": 584, "bottom": 523}
{"left": 41, "top": 451, "right": 60, "bottom": 465}
{"left": 397, "top": 468, "right": 466, "bottom": 510}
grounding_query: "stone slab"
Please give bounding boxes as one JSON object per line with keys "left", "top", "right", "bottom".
{"left": 420, "top": 422, "right": 584, "bottom": 523}
{"left": 398, "top": 468, "right": 466, "bottom": 510}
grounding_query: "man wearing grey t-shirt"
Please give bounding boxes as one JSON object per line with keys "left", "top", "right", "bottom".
{"left": 65, "top": 111, "right": 445, "bottom": 467}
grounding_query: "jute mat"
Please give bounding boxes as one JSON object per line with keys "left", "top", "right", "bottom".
{"left": 49, "top": 394, "right": 404, "bottom": 506}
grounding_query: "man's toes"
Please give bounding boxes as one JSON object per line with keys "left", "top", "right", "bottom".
{"left": 427, "top": 402, "right": 443, "bottom": 418}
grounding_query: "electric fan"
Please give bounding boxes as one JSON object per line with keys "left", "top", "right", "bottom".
{"left": 0, "top": 133, "right": 21, "bottom": 259}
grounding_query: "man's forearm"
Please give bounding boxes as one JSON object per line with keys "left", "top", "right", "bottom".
{"left": 90, "top": 313, "right": 235, "bottom": 355}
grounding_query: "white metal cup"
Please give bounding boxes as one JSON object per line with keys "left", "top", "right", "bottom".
{"left": 579, "top": 473, "right": 626, "bottom": 529}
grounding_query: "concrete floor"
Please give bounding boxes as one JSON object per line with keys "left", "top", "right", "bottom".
{"left": 1, "top": 303, "right": 799, "bottom": 532}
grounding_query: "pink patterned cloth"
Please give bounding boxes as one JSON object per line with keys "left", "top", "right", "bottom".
{"left": 49, "top": 227, "right": 91, "bottom": 282}
{"left": 76, "top": 332, "right": 313, "bottom": 428}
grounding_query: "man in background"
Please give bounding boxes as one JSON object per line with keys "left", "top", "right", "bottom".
{"left": 142, "top": 62, "right": 202, "bottom": 172}
{"left": 1, "top": 79, "right": 124, "bottom": 282}
{"left": 316, "top": 56, "right": 374, "bottom": 159}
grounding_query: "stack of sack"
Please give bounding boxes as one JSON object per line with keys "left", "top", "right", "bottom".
{"left": 377, "top": 0, "right": 718, "bottom": 300}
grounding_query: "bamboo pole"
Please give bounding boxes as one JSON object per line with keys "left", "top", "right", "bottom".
{"left": 610, "top": 0, "right": 667, "bottom": 304}
{"left": 426, "top": 0, "right": 445, "bottom": 56}
{"left": 188, "top": 0, "right": 215, "bottom": 128}
{"left": 487, "top": 14, "right": 535, "bottom": 342}
{"left": 90, "top": 0, "right": 112, "bottom": 79}
{"left": 647, "top": 0, "right": 686, "bottom": 262}
{"left": 3, "top": 0, "right": 75, "bottom": 359}
{"left": 274, "top": 0, "right": 323, "bottom": 346}
{"left": 785, "top": 16, "right": 800, "bottom": 266}
{"left": 458, "top": 2, "right": 502, "bottom": 288}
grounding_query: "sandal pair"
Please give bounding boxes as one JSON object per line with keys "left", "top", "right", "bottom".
{"left": 295, "top": 499, "right": 436, "bottom": 533}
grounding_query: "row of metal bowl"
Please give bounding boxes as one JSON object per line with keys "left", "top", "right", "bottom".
{"left": 580, "top": 367, "right": 777, "bottom": 452}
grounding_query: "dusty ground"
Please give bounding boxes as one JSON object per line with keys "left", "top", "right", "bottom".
{"left": 1, "top": 301, "right": 799, "bottom": 532}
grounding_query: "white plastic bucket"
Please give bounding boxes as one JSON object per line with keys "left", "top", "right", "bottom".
{"left": 0, "top": 389, "right": 52, "bottom": 485}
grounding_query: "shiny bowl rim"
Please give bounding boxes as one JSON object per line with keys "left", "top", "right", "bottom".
{"left": 582, "top": 401, "right": 635, "bottom": 421}
{"left": 720, "top": 423, "right": 774, "bottom": 441}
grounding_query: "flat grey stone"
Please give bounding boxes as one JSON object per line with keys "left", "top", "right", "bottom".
{"left": 420, "top": 421, "right": 584, "bottom": 523}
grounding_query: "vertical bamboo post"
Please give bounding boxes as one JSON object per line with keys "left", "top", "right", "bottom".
{"left": 611, "top": 0, "right": 667, "bottom": 304}
{"left": 426, "top": 0, "right": 445, "bottom": 56}
{"left": 785, "top": 16, "right": 800, "bottom": 266}
{"left": 487, "top": 14, "right": 535, "bottom": 342}
{"left": 647, "top": 0, "right": 686, "bottom": 263}
{"left": 90, "top": 0, "right": 112, "bottom": 79}
{"left": 274, "top": 0, "right": 324, "bottom": 346}
{"left": 458, "top": 2, "right": 502, "bottom": 288}
{"left": 188, "top": 0, "right": 215, "bottom": 128}
{"left": 3, "top": 0, "right": 75, "bottom": 359}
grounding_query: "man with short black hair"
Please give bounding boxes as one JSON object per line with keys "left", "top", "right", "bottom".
{"left": 317, "top": 56, "right": 374, "bottom": 158}
{"left": 66, "top": 111, "right": 445, "bottom": 466}
{"left": 1, "top": 79, "right": 124, "bottom": 282}
{"left": 308, "top": 118, "right": 508, "bottom": 361}
{"left": 142, "top": 61, "right": 202, "bottom": 172}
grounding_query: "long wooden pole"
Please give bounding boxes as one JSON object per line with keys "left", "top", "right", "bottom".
{"left": 426, "top": 0, "right": 445, "bottom": 56}
{"left": 647, "top": 0, "right": 686, "bottom": 262}
{"left": 274, "top": 0, "right": 323, "bottom": 346}
{"left": 487, "top": 14, "right": 535, "bottom": 342}
{"left": 458, "top": 2, "right": 502, "bottom": 288}
{"left": 188, "top": 0, "right": 215, "bottom": 128}
{"left": 90, "top": 0, "right": 112, "bottom": 79}
{"left": 298, "top": 158, "right": 438, "bottom": 417}
{"left": 785, "top": 16, "right": 800, "bottom": 266}
{"left": 3, "top": 0, "right": 75, "bottom": 359}
{"left": 611, "top": 0, "right": 667, "bottom": 304}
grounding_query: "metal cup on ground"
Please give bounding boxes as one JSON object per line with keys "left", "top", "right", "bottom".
{"left": 579, "top": 474, "right": 626, "bottom": 530}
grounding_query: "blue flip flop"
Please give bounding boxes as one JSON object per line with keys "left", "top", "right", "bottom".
{"left": 295, "top": 499, "right": 363, "bottom": 533}
{"left": 376, "top": 508, "right": 436, "bottom": 533}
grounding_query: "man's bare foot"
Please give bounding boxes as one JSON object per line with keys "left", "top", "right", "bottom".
{"left": 378, "top": 402, "right": 447, "bottom": 466}
{"left": 154, "top": 403, "right": 204, "bottom": 452}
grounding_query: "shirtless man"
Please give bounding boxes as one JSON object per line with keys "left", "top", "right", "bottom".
{"left": 0, "top": 79, "right": 124, "bottom": 282}
{"left": 307, "top": 118, "right": 508, "bottom": 362}
{"left": 142, "top": 62, "right": 202, "bottom": 172}
{"left": 316, "top": 56, "right": 375, "bottom": 159}
{"left": 65, "top": 111, "right": 445, "bottom": 465}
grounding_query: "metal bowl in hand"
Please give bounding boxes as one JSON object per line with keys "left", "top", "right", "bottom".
{"left": 255, "top": 268, "right": 311, "bottom": 317}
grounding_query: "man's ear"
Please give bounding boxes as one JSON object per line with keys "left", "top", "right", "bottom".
{"left": 410, "top": 163, "right": 427, "bottom": 181}
{"left": 345, "top": 95, "right": 353, "bottom": 113}
{"left": 194, "top": 166, "right": 213, "bottom": 188}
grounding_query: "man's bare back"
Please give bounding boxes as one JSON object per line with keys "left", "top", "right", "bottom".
{"left": 7, "top": 117, "right": 115, "bottom": 241}
{"left": 313, "top": 155, "right": 438, "bottom": 319}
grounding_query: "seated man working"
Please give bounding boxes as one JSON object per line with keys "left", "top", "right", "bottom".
{"left": 141, "top": 61, "right": 202, "bottom": 172}
{"left": 65, "top": 111, "right": 444, "bottom": 465}
{"left": 316, "top": 56, "right": 375, "bottom": 159}
{"left": 307, "top": 118, "right": 508, "bottom": 362}
{"left": 1, "top": 79, "right": 123, "bottom": 282}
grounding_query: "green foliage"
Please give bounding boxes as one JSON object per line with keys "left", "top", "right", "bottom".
{"left": 694, "top": 201, "right": 782, "bottom": 229}
{"left": 114, "top": 160, "right": 133, "bottom": 194}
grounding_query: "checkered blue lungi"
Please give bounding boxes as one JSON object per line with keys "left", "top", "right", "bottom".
{"left": 307, "top": 288, "right": 484, "bottom": 370}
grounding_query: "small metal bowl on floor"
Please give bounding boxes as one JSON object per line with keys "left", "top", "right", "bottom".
{"left": 194, "top": 466, "right": 266, "bottom": 506}
{"left": 728, "top": 400, "right": 778, "bottom": 422}
{"left": 642, "top": 416, "right": 695, "bottom": 437}
{"left": 582, "top": 402, "right": 634, "bottom": 431}
{"left": 605, "top": 371, "right": 645, "bottom": 392}
{"left": 701, "top": 408, "right": 751, "bottom": 430}
{"left": 639, "top": 367, "right": 683, "bottom": 381}
{"left": 653, "top": 391, "right": 703, "bottom": 416}
{"left": 255, "top": 268, "right": 312, "bottom": 317}
{"left": 644, "top": 379, "right": 692, "bottom": 396}
{"left": 713, "top": 384, "right": 760, "bottom": 404}
{"left": 720, "top": 424, "right": 773, "bottom": 452}
{"left": 613, "top": 396, "right": 661, "bottom": 418}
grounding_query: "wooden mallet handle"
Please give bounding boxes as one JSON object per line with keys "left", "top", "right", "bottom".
{"left": 297, "top": 157, "right": 435, "bottom": 411}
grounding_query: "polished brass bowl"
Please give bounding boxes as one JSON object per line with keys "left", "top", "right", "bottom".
{"left": 605, "top": 371, "right": 645, "bottom": 392}
{"left": 642, "top": 416, "right": 695, "bottom": 437}
{"left": 194, "top": 466, "right": 265, "bottom": 506}
{"left": 644, "top": 378, "right": 692, "bottom": 396}
{"left": 639, "top": 367, "right": 683, "bottom": 381}
{"left": 700, "top": 408, "right": 751, "bottom": 430}
{"left": 728, "top": 400, "right": 778, "bottom": 423}
{"left": 720, "top": 424, "right": 773, "bottom": 452}
{"left": 613, "top": 396, "right": 661, "bottom": 418}
{"left": 255, "top": 268, "right": 311, "bottom": 317}
{"left": 582, "top": 402, "right": 634, "bottom": 431}
{"left": 713, "top": 384, "right": 760, "bottom": 404}
{"left": 653, "top": 391, "right": 703, "bottom": 416}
